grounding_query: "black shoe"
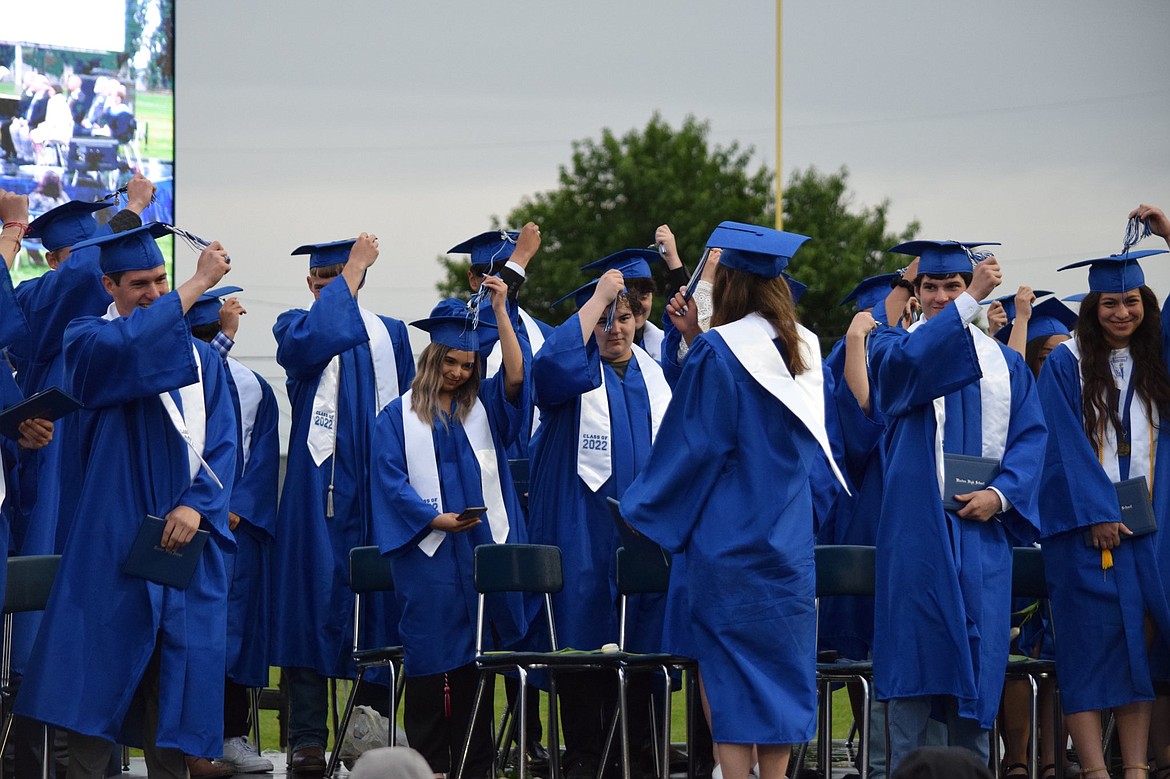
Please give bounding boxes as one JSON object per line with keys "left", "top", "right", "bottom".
{"left": 289, "top": 745, "right": 326, "bottom": 775}
{"left": 526, "top": 738, "right": 551, "bottom": 768}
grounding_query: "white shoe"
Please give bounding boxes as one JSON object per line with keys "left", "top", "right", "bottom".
{"left": 221, "top": 736, "right": 274, "bottom": 773}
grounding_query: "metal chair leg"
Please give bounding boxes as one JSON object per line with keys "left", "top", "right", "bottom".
{"left": 250, "top": 686, "right": 263, "bottom": 752}
{"left": 324, "top": 671, "right": 364, "bottom": 779}
{"left": 454, "top": 671, "right": 491, "bottom": 779}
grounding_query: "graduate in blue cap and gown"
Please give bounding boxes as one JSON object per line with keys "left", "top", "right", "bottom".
{"left": 527, "top": 259, "right": 672, "bottom": 778}
{"left": 14, "top": 222, "right": 238, "bottom": 775}
{"left": 866, "top": 240, "right": 1046, "bottom": 772}
{"left": 449, "top": 224, "right": 548, "bottom": 460}
{"left": 269, "top": 232, "right": 416, "bottom": 772}
{"left": 580, "top": 248, "right": 679, "bottom": 363}
{"left": 185, "top": 286, "right": 279, "bottom": 774}
{"left": 370, "top": 278, "right": 532, "bottom": 779}
{"left": 1037, "top": 246, "right": 1170, "bottom": 779}
{"left": 621, "top": 221, "right": 848, "bottom": 779}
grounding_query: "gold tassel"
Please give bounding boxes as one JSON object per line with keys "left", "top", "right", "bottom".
{"left": 1102, "top": 548, "right": 1113, "bottom": 576}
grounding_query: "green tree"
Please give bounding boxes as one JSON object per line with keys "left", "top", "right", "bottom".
{"left": 783, "top": 166, "right": 919, "bottom": 350}
{"left": 436, "top": 115, "right": 918, "bottom": 349}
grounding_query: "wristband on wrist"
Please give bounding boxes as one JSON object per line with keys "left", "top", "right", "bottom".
{"left": 2, "top": 222, "right": 29, "bottom": 238}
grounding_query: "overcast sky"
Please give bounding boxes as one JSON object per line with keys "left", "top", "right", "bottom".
{"left": 174, "top": 0, "right": 1170, "bottom": 436}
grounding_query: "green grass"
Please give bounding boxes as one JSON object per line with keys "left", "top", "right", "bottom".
{"left": 237, "top": 673, "right": 859, "bottom": 757}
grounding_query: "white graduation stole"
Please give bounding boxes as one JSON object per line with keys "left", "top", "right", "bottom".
{"left": 401, "top": 389, "right": 510, "bottom": 557}
{"left": 908, "top": 319, "right": 1012, "bottom": 498}
{"left": 641, "top": 321, "right": 664, "bottom": 362}
{"left": 227, "top": 357, "right": 263, "bottom": 471}
{"left": 486, "top": 308, "right": 547, "bottom": 438}
{"left": 104, "top": 303, "right": 220, "bottom": 488}
{"left": 307, "top": 308, "right": 400, "bottom": 466}
{"left": 1063, "top": 340, "right": 1156, "bottom": 484}
{"left": 577, "top": 345, "right": 671, "bottom": 492}
{"left": 712, "top": 313, "right": 848, "bottom": 492}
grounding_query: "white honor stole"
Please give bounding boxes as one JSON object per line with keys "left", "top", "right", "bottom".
{"left": 486, "top": 308, "right": 547, "bottom": 438}
{"left": 577, "top": 344, "right": 671, "bottom": 492}
{"left": 909, "top": 319, "right": 1012, "bottom": 498}
{"left": 227, "top": 357, "right": 263, "bottom": 471}
{"left": 641, "top": 321, "right": 664, "bottom": 362}
{"left": 307, "top": 308, "right": 400, "bottom": 466}
{"left": 104, "top": 303, "right": 220, "bottom": 488}
{"left": 712, "top": 313, "right": 848, "bottom": 492}
{"left": 1063, "top": 341, "right": 1156, "bottom": 484}
{"left": 400, "top": 389, "right": 511, "bottom": 557}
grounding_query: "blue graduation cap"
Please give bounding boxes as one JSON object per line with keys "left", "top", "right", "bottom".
{"left": 448, "top": 230, "right": 519, "bottom": 272}
{"left": 992, "top": 296, "right": 1077, "bottom": 345}
{"left": 552, "top": 256, "right": 654, "bottom": 309}
{"left": 981, "top": 290, "right": 1054, "bottom": 320}
{"left": 579, "top": 248, "right": 659, "bottom": 279}
{"left": 706, "top": 221, "right": 810, "bottom": 278}
{"left": 889, "top": 240, "right": 1000, "bottom": 276}
{"left": 782, "top": 272, "right": 808, "bottom": 303}
{"left": 186, "top": 285, "right": 243, "bottom": 328}
{"left": 839, "top": 273, "right": 898, "bottom": 312}
{"left": 1056, "top": 249, "right": 1168, "bottom": 294}
{"left": 1063, "top": 292, "right": 1088, "bottom": 303}
{"left": 72, "top": 221, "right": 170, "bottom": 275}
{"left": 26, "top": 200, "right": 113, "bottom": 252}
{"left": 291, "top": 239, "right": 356, "bottom": 269}
{"left": 411, "top": 299, "right": 498, "bottom": 353}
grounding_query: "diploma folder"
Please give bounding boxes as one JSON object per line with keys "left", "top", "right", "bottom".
{"left": 122, "top": 515, "right": 209, "bottom": 589}
{"left": 0, "top": 387, "right": 82, "bottom": 440}
{"left": 1082, "top": 476, "right": 1157, "bottom": 545}
{"left": 941, "top": 454, "right": 1001, "bottom": 512}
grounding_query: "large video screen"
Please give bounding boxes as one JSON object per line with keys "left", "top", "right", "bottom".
{"left": 1, "top": 0, "right": 174, "bottom": 283}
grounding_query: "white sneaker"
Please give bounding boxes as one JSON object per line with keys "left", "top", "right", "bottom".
{"left": 221, "top": 736, "right": 274, "bottom": 773}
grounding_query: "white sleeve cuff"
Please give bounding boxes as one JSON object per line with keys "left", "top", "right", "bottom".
{"left": 954, "top": 292, "right": 982, "bottom": 326}
{"left": 988, "top": 486, "right": 1011, "bottom": 514}
{"left": 504, "top": 261, "right": 526, "bottom": 278}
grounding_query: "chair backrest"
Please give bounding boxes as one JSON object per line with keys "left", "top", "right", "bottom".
{"left": 616, "top": 545, "right": 670, "bottom": 596}
{"left": 349, "top": 546, "right": 394, "bottom": 595}
{"left": 1011, "top": 546, "right": 1047, "bottom": 599}
{"left": 3, "top": 555, "right": 61, "bottom": 615}
{"left": 814, "top": 545, "right": 876, "bottom": 597}
{"left": 473, "top": 544, "right": 563, "bottom": 595}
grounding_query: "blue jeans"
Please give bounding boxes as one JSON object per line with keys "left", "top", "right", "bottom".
{"left": 887, "top": 696, "right": 988, "bottom": 775}
{"left": 285, "top": 667, "right": 329, "bottom": 752}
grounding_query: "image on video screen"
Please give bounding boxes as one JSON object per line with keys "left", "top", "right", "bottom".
{"left": 1, "top": 0, "right": 174, "bottom": 282}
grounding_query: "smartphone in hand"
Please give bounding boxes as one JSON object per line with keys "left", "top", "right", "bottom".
{"left": 456, "top": 506, "right": 488, "bottom": 522}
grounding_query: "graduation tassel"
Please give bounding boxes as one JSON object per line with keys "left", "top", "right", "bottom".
{"left": 443, "top": 673, "right": 452, "bottom": 718}
{"left": 326, "top": 483, "right": 334, "bottom": 518}
{"left": 1101, "top": 548, "right": 1113, "bottom": 578}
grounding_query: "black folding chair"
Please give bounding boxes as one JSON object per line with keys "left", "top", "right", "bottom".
{"left": 794, "top": 545, "right": 876, "bottom": 779}
{"left": 992, "top": 546, "right": 1062, "bottom": 779}
{"left": 324, "top": 546, "right": 404, "bottom": 778}
{"left": 0, "top": 555, "right": 62, "bottom": 779}
{"left": 596, "top": 545, "right": 697, "bottom": 779}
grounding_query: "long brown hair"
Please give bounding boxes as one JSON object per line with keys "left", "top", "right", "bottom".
{"left": 710, "top": 264, "right": 808, "bottom": 375}
{"left": 1076, "top": 286, "right": 1170, "bottom": 450}
{"left": 409, "top": 343, "right": 481, "bottom": 430}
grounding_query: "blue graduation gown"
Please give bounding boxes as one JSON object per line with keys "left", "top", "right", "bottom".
{"left": 4, "top": 243, "right": 111, "bottom": 674}
{"left": 371, "top": 371, "right": 532, "bottom": 676}
{"left": 0, "top": 368, "right": 26, "bottom": 608}
{"left": 223, "top": 359, "right": 280, "bottom": 688}
{"left": 527, "top": 314, "right": 665, "bottom": 653}
{"left": 1036, "top": 341, "right": 1170, "bottom": 712}
{"left": 620, "top": 332, "right": 825, "bottom": 745}
{"left": 269, "top": 278, "right": 415, "bottom": 677}
{"left": 868, "top": 305, "right": 1046, "bottom": 729}
{"left": 14, "top": 293, "right": 237, "bottom": 756}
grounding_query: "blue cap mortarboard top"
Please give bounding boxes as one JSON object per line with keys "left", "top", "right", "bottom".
{"left": 411, "top": 299, "right": 498, "bottom": 353}
{"left": 448, "top": 230, "right": 519, "bottom": 271}
{"left": 992, "top": 296, "right": 1077, "bottom": 345}
{"left": 72, "top": 221, "right": 170, "bottom": 275}
{"left": 552, "top": 257, "right": 653, "bottom": 309}
{"left": 579, "top": 249, "right": 659, "bottom": 278}
{"left": 706, "top": 221, "right": 810, "bottom": 278}
{"left": 889, "top": 240, "right": 1000, "bottom": 276}
{"left": 27, "top": 200, "right": 113, "bottom": 251}
{"left": 1056, "top": 249, "right": 1168, "bottom": 294}
{"left": 292, "top": 239, "right": 356, "bottom": 270}
{"left": 186, "top": 285, "right": 243, "bottom": 328}
{"left": 782, "top": 272, "right": 807, "bottom": 303}
{"left": 839, "top": 273, "right": 899, "bottom": 312}
{"left": 980, "top": 290, "right": 1055, "bottom": 323}
{"left": 1063, "top": 292, "right": 1088, "bottom": 303}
